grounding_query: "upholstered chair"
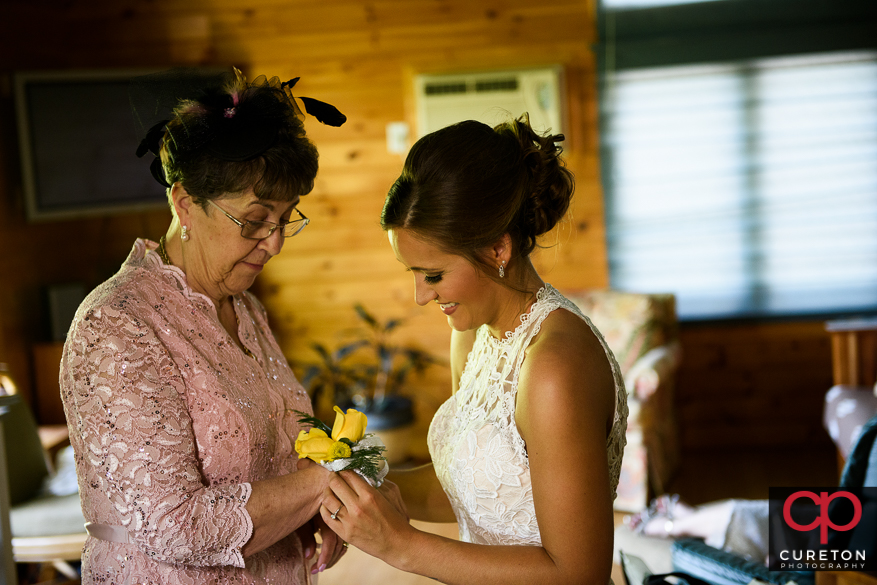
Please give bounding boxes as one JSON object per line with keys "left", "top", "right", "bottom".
{"left": 563, "top": 289, "right": 682, "bottom": 512}
{"left": 0, "top": 393, "right": 86, "bottom": 581}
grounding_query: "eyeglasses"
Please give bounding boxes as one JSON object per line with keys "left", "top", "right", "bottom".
{"left": 207, "top": 199, "right": 309, "bottom": 239}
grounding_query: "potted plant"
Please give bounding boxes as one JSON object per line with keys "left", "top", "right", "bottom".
{"left": 298, "top": 304, "right": 440, "bottom": 463}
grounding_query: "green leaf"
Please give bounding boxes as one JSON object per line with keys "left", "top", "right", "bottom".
{"left": 292, "top": 410, "right": 333, "bottom": 435}
{"left": 354, "top": 304, "right": 378, "bottom": 328}
{"left": 302, "top": 365, "right": 322, "bottom": 387}
{"left": 335, "top": 339, "right": 369, "bottom": 360}
{"left": 311, "top": 343, "right": 332, "bottom": 363}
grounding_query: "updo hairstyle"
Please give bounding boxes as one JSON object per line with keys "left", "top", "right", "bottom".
{"left": 159, "top": 74, "right": 319, "bottom": 207}
{"left": 381, "top": 115, "right": 574, "bottom": 280}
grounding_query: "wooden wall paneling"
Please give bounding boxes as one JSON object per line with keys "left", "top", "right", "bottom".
{"left": 0, "top": 0, "right": 621, "bottom": 433}
{"left": 0, "top": 0, "right": 755, "bottom": 469}
{"left": 0, "top": 0, "right": 844, "bottom": 490}
{"left": 0, "top": 60, "right": 173, "bottom": 405}
{"left": 675, "top": 320, "right": 835, "bottom": 451}
{"left": 245, "top": 0, "right": 609, "bottom": 435}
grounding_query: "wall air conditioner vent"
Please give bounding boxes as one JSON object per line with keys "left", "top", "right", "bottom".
{"left": 474, "top": 78, "right": 518, "bottom": 92}
{"left": 414, "top": 67, "right": 564, "bottom": 140}
{"left": 424, "top": 82, "right": 468, "bottom": 96}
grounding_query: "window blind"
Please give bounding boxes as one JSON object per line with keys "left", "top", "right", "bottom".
{"left": 604, "top": 51, "right": 877, "bottom": 320}
{"left": 603, "top": 0, "right": 722, "bottom": 9}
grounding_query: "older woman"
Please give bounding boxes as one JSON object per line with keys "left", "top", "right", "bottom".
{"left": 60, "top": 68, "right": 346, "bottom": 584}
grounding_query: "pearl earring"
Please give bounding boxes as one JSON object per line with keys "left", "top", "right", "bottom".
{"left": 181, "top": 225, "right": 189, "bottom": 242}
{"left": 499, "top": 261, "right": 506, "bottom": 279}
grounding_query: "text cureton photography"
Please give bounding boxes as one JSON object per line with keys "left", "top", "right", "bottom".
{"left": 768, "top": 487, "right": 876, "bottom": 571}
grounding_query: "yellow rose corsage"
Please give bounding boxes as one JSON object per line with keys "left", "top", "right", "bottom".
{"left": 293, "top": 407, "right": 387, "bottom": 486}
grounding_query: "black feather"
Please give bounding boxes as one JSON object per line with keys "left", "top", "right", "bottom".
{"left": 299, "top": 96, "right": 347, "bottom": 127}
{"left": 149, "top": 158, "right": 171, "bottom": 188}
{"left": 137, "top": 119, "right": 170, "bottom": 158}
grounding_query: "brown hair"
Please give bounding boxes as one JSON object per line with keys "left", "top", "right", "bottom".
{"left": 159, "top": 74, "right": 319, "bottom": 206}
{"left": 381, "top": 116, "right": 573, "bottom": 279}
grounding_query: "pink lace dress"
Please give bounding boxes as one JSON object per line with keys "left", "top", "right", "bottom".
{"left": 60, "top": 239, "right": 314, "bottom": 585}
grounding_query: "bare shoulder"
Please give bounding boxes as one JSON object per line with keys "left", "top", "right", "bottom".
{"left": 525, "top": 308, "right": 614, "bottom": 385}
{"left": 449, "top": 328, "right": 477, "bottom": 394}
{"left": 516, "top": 309, "right": 615, "bottom": 441}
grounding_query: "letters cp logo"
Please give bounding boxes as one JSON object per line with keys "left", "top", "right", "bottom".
{"left": 783, "top": 491, "right": 862, "bottom": 544}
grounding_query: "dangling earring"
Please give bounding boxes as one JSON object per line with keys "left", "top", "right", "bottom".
{"left": 499, "top": 261, "right": 506, "bottom": 279}
{"left": 181, "top": 225, "right": 189, "bottom": 242}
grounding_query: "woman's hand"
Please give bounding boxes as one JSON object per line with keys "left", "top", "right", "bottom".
{"left": 303, "top": 456, "right": 407, "bottom": 519}
{"left": 378, "top": 478, "right": 409, "bottom": 521}
{"left": 311, "top": 513, "right": 348, "bottom": 574}
{"left": 294, "top": 457, "right": 348, "bottom": 574}
{"left": 295, "top": 518, "right": 317, "bottom": 563}
{"left": 292, "top": 515, "right": 349, "bottom": 575}
{"left": 321, "top": 470, "right": 414, "bottom": 561}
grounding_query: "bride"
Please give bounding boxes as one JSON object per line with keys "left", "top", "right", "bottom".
{"left": 319, "top": 117, "right": 628, "bottom": 583}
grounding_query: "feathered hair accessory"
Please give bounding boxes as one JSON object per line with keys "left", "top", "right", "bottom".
{"left": 132, "top": 67, "right": 345, "bottom": 187}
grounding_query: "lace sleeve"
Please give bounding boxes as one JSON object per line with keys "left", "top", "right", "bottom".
{"left": 63, "top": 303, "right": 253, "bottom": 568}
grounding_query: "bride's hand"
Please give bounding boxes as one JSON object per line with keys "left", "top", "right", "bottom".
{"left": 321, "top": 470, "right": 413, "bottom": 560}
{"left": 378, "top": 478, "right": 409, "bottom": 521}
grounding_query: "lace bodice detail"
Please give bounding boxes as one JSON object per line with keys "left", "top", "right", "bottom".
{"left": 60, "top": 239, "right": 314, "bottom": 584}
{"left": 427, "top": 285, "right": 628, "bottom": 546}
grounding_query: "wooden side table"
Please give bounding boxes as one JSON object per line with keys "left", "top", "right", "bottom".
{"left": 817, "top": 570, "right": 877, "bottom": 585}
{"left": 32, "top": 342, "right": 66, "bottom": 426}
{"left": 825, "top": 318, "right": 877, "bottom": 477}
{"left": 826, "top": 318, "right": 877, "bottom": 387}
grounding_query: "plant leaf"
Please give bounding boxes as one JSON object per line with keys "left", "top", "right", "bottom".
{"left": 354, "top": 304, "right": 379, "bottom": 329}
{"left": 302, "top": 364, "right": 322, "bottom": 387}
{"left": 311, "top": 343, "right": 332, "bottom": 363}
{"left": 336, "top": 339, "right": 369, "bottom": 360}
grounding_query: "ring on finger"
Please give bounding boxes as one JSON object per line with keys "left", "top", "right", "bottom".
{"left": 330, "top": 505, "right": 344, "bottom": 521}
{"left": 342, "top": 542, "right": 349, "bottom": 548}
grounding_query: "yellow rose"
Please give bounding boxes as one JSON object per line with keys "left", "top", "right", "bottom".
{"left": 295, "top": 428, "right": 336, "bottom": 462}
{"left": 331, "top": 406, "right": 368, "bottom": 443}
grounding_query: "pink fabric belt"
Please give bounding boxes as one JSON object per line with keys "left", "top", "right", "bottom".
{"left": 85, "top": 522, "right": 133, "bottom": 544}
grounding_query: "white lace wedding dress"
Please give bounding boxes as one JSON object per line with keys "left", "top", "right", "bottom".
{"left": 427, "top": 284, "right": 628, "bottom": 545}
